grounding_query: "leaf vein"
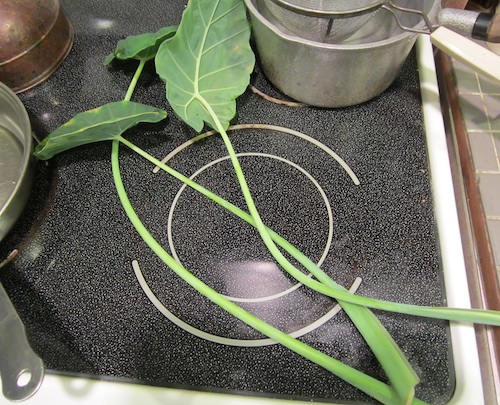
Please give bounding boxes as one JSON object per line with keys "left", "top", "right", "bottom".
{"left": 166, "top": 47, "right": 196, "bottom": 86}
{"left": 203, "top": 101, "right": 233, "bottom": 107}
{"left": 202, "top": 28, "right": 248, "bottom": 56}
{"left": 166, "top": 81, "right": 195, "bottom": 97}
{"left": 52, "top": 111, "right": 163, "bottom": 140}
{"left": 187, "top": 38, "right": 199, "bottom": 60}
{"left": 193, "top": 1, "right": 219, "bottom": 95}
{"left": 200, "top": 86, "right": 241, "bottom": 94}
{"left": 197, "top": 0, "right": 208, "bottom": 28}
{"left": 211, "top": 2, "right": 241, "bottom": 26}
{"left": 198, "top": 60, "right": 250, "bottom": 82}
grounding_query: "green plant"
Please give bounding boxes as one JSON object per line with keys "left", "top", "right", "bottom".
{"left": 33, "top": 0, "right": 500, "bottom": 404}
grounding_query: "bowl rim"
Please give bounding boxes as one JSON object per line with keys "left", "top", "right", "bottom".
{"left": 0, "top": 81, "right": 33, "bottom": 241}
{"left": 244, "top": 0, "right": 441, "bottom": 50}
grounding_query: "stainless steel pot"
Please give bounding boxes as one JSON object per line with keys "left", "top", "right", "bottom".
{"left": 0, "top": 83, "right": 33, "bottom": 240}
{"left": 0, "top": 81, "right": 44, "bottom": 401}
{"left": 245, "top": 0, "right": 440, "bottom": 107}
{"left": 243, "top": 0, "right": 438, "bottom": 107}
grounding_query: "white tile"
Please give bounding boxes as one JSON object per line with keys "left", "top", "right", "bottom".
{"left": 487, "top": 220, "right": 500, "bottom": 269}
{"left": 470, "top": 132, "right": 499, "bottom": 172}
{"left": 459, "top": 95, "right": 491, "bottom": 132}
{"left": 454, "top": 61, "right": 481, "bottom": 94}
{"left": 478, "top": 173, "right": 500, "bottom": 217}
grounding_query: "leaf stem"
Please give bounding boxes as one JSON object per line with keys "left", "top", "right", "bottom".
{"left": 195, "top": 97, "right": 419, "bottom": 403}
{"left": 117, "top": 133, "right": 500, "bottom": 327}
{"left": 111, "top": 138, "right": 424, "bottom": 405}
{"left": 124, "top": 59, "right": 147, "bottom": 102}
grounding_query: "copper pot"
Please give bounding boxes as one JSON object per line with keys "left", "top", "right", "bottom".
{"left": 0, "top": 0, "right": 73, "bottom": 93}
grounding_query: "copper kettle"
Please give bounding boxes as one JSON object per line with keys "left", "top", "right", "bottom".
{"left": 0, "top": 0, "right": 73, "bottom": 93}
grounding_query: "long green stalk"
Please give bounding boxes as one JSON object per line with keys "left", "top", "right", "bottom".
{"left": 119, "top": 58, "right": 500, "bottom": 404}
{"left": 196, "top": 97, "right": 418, "bottom": 404}
{"left": 122, "top": 66, "right": 419, "bottom": 396}
{"left": 111, "top": 139, "right": 428, "bottom": 405}
{"left": 124, "top": 59, "right": 147, "bottom": 102}
{"left": 117, "top": 134, "right": 500, "bottom": 327}
{"left": 121, "top": 69, "right": 420, "bottom": 404}
{"left": 118, "top": 68, "right": 417, "bottom": 404}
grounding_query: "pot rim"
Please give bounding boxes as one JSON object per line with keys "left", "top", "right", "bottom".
{"left": 0, "top": 81, "right": 33, "bottom": 241}
{"left": 244, "top": 0, "right": 441, "bottom": 50}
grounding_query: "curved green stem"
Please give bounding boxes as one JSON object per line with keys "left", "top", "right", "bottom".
{"left": 124, "top": 59, "right": 147, "bottom": 102}
{"left": 118, "top": 134, "right": 500, "bottom": 327}
{"left": 196, "top": 98, "right": 419, "bottom": 403}
{"left": 111, "top": 139, "right": 426, "bottom": 405}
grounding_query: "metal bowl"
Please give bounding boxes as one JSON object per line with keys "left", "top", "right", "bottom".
{"left": 244, "top": 0, "right": 440, "bottom": 107}
{"left": 0, "top": 0, "right": 73, "bottom": 93}
{"left": 0, "top": 81, "right": 33, "bottom": 241}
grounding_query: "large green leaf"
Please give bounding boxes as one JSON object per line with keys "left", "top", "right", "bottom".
{"left": 155, "top": 0, "right": 255, "bottom": 132}
{"left": 104, "top": 26, "right": 178, "bottom": 64}
{"left": 34, "top": 101, "right": 167, "bottom": 160}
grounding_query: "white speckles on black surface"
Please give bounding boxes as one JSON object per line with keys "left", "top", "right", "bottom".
{"left": 0, "top": 1, "right": 455, "bottom": 404}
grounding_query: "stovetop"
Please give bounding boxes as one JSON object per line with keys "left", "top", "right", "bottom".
{"left": 0, "top": 1, "right": 484, "bottom": 404}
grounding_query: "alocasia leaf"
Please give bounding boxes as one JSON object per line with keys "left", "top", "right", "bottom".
{"left": 34, "top": 101, "right": 167, "bottom": 160}
{"left": 154, "top": 0, "right": 255, "bottom": 132}
{"left": 104, "top": 26, "right": 178, "bottom": 65}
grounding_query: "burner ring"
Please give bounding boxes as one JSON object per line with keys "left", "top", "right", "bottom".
{"left": 134, "top": 124, "right": 362, "bottom": 346}
{"left": 133, "top": 259, "right": 363, "bottom": 347}
{"left": 167, "top": 152, "right": 333, "bottom": 302}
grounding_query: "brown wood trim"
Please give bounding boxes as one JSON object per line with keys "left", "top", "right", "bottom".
{"left": 435, "top": 50, "right": 500, "bottom": 370}
{"left": 441, "top": 0, "right": 468, "bottom": 9}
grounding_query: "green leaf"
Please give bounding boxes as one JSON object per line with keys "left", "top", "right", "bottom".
{"left": 155, "top": 0, "right": 255, "bottom": 132}
{"left": 34, "top": 101, "right": 167, "bottom": 160}
{"left": 104, "top": 26, "right": 178, "bottom": 64}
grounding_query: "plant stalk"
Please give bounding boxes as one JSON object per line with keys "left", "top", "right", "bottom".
{"left": 124, "top": 59, "right": 147, "bottom": 102}
{"left": 117, "top": 134, "right": 500, "bottom": 326}
{"left": 195, "top": 96, "right": 419, "bottom": 404}
{"left": 111, "top": 138, "right": 428, "bottom": 405}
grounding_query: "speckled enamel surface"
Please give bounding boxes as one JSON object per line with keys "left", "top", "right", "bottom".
{"left": 0, "top": 1, "right": 454, "bottom": 404}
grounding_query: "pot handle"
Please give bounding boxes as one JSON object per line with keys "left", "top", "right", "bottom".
{"left": 430, "top": 26, "right": 500, "bottom": 82}
{"left": 438, "top": 9, "right": 500, "bottom": 43}
{"left": 0, "top": 283, "right": 44, "bottom": 401}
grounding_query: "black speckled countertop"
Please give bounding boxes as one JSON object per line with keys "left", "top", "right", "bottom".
{"left": 0, "top": 1, "right": 454, "bottom": 404}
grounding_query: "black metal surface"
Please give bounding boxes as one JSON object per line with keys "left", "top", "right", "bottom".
{"left": 0, "top": 1, "right": 454, "bottom": 404}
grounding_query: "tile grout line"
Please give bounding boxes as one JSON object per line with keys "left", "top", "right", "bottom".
{"left": 476, "top": 73, "right": 495, "bottom": 134}
{"left": 459, "top": 91, "right": 500, "bottom": 96}
{"left": 468, "top": 69, "right": 500, "bottom": 172}
{"left": 491, "top": 133, "right": 500, "bottom": 173}
{"left": 468, "top": 130, "right": 500, "bottom": 133}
